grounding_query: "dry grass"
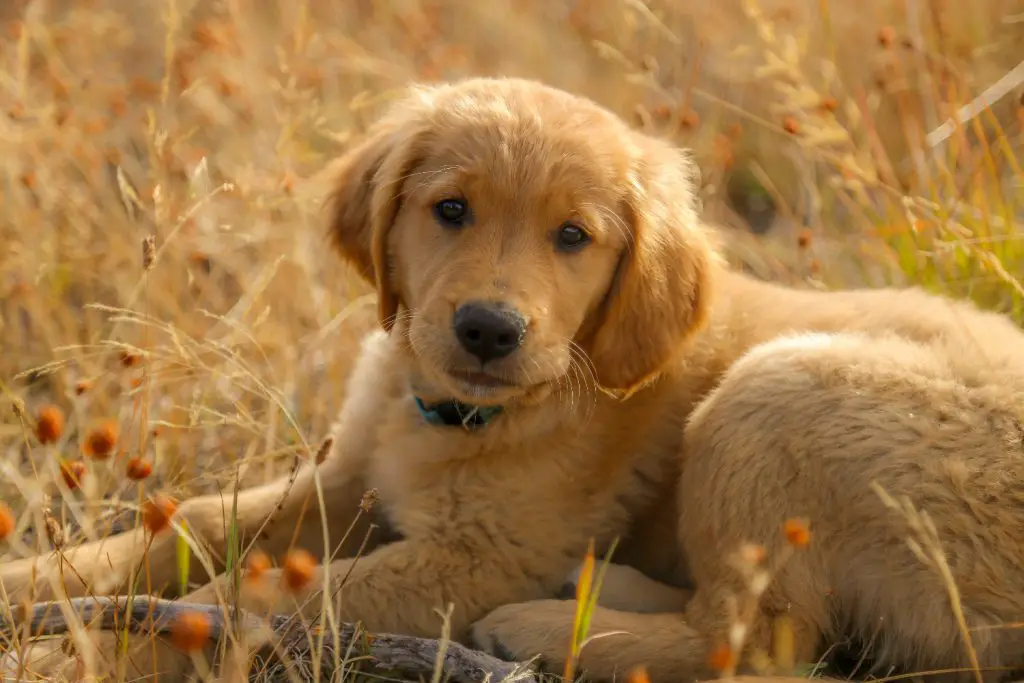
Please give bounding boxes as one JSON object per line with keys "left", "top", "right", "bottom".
{"left": 0, "top": 0, "right": 1022, "bottom": 681}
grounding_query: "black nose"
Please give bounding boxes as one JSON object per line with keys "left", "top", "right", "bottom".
{"left": 453, "top": 301, "right": 527, "bottom": 364}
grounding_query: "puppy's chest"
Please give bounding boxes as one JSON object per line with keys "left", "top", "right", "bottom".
{"left": 365, "top": 417, "right": 666, "bottom": 544}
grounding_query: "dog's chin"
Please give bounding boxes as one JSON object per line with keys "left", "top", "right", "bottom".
{"left": 440, "top": 369, "right": 529, "bottom": 406}
{"left": 414, "top": 361, "right": 556, "bottom": 407}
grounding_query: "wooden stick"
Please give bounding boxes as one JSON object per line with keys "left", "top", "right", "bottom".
{"left": 1, "top": 596, "right": 538, "bottom": 683}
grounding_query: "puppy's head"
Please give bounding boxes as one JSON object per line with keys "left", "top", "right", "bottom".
{"left": 327, "top": 78, "right": 716, "bottom": 405}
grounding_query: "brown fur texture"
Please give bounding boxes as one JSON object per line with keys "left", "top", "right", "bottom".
{"left": 2, "top": 77, "right": 1023, "bottom": 683}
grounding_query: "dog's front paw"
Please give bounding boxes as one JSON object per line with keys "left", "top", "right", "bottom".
{"left": 470, "top": 601, "right": 576, "bottom": 672}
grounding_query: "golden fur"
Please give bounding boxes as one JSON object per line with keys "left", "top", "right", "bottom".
{"left": 2, "top": 77, "right": 1024, "bottom": 683}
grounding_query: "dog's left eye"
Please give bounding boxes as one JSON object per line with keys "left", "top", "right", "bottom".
{"left": 433, "top": 198, "right": 469, "bottom": 228}
{"left": 556, "top": 222, "right": 591, "bottom": 252}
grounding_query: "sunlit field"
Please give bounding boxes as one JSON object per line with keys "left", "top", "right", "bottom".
{"left": 1, "top": 0, "right": 1021, "bottom": 681}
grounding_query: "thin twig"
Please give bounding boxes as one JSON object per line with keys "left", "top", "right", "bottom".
{"left": 0, "top": 596, "right": 538, "bottom": 683}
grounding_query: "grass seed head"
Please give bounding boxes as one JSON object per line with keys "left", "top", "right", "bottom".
{"left": 359, "top": 487, "right": 379, "bottom": 512}
{"left": 314, "top": 435, "right": 333, "bottom": 464}
{"left": 60, "top": 460, "right": 87, "bottom": 490}
{"left": 142, "top": 234, "right": 156, "bottom": 270}
{"left": 43, "top": 508, "right": 64, "bottom": 550}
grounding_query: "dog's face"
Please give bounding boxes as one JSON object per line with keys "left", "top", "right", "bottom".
{"left": 328, "top": 78, "right": 715, "bottom": 405}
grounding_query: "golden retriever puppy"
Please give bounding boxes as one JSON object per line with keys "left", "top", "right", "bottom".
{"left": 2, "top": 77, "right": 1023, "bottom": 683}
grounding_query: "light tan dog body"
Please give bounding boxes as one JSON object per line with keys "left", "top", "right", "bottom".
{"left": 477, "top": 273, "right": 1024, "bottom": 681}
{"left": 2, "top": 78, "right": 1023, "bottom": 683}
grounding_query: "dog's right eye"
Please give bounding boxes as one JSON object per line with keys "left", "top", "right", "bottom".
{"left": 433, "top": 198, "right": 469, "bottom": 227}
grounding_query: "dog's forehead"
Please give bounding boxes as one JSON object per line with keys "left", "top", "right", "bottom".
{"left": 418, "top": 93, "right": 631, "bottom": 205}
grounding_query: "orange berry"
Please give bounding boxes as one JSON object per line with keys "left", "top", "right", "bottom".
{"left": 707, "top": 642, "right": 735, "bottom": 672}
{"left": 74, "top": 380, "right": 92, "bottom": 395}
{"left": 878, "top": 26, "right": 896, "bottom": 48}
{"left": 130, "top": 76, "right": 161, "bottom": 99}
{"left": 215, "top": 77, "right": 236, "bottom": 97}
{"left": 83, "top": 420, "right": 118, "bottom": 460}
{"left": 626, "top": 666, "right": 651, "bottom": 683}
{"left": 141, "top": 495, "right": 178, "bottom": 534}
{"left": 679, "top": 109, "right": 700, "bottom": 130}
{"left": 170, "top": 610, "right": 211, "bottom": 651}
{"left": 713, "top": 134, "right": 735, "bottom": 169}
{"left": 782, "top": 116, "right": 800, "bottom": 135}
{"left": 796, "top": 228, "right": 813, "bottom": 249}
{"left": 245, "top": 549, "right": 272, "bottom": 583}
{"left": 109, "top": 94, "right": 127, "bottom": 117}
{"left": 739, "top": 543, "right": 768, "bottom": 566}
{"left": 281, "top": 548, "right": 316, "bottom": 592}
{"left": 280, "top": 170, "right": 298, "bottom": 195}
{"left": 8, "top": 280, "right": 31, "bottom": 298}
{"left": 35, "top": 404, "right": 65, "bottom": 445}
{"left": 82, "top": 118, "right": 106, "bottom": 135}
{"left": 60, "top": 460, "right": 87, "bottom": 490}
{"left": 783, "top": 518, "right": 812, "bottom": 547}
{"left": 0, "top": 503, "right": 14, "bottom": 541}
{"left": 192, "top": 22, "right": 227, "bottom": 51}
{"left": 119, "top": 350, "right": 141, "bottom": 367}
{"left": 126, "top": 458, "right": 153, "bottom": 481}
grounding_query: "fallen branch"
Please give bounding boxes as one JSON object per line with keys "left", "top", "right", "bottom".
{"left": 1, "top": 596, "right": 538, "bottom": 683}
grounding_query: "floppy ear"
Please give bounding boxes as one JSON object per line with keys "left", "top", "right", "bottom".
{"left": 583, "top": 138, "right": 718, "bottom": 395}
{"left": 325, "top": 109, "right": 428, "bottom": 331}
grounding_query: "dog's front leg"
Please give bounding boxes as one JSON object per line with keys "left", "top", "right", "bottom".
{"left": 330, "top": 541, "right": 550, "bottom": 642}
{"left": 206, "top": 538, "right": 553, "bottom": 644}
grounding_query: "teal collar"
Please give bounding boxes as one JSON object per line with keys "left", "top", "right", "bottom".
{"left": 414, "top": 396, "right": 504, "bottom": 430}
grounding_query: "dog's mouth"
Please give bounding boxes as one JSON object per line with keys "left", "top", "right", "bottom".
{"left": 447, "top": 369, "right": 516, "bottom": 389}
{"left": 430, "top": 364, "right": 557, "bottom": 408}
